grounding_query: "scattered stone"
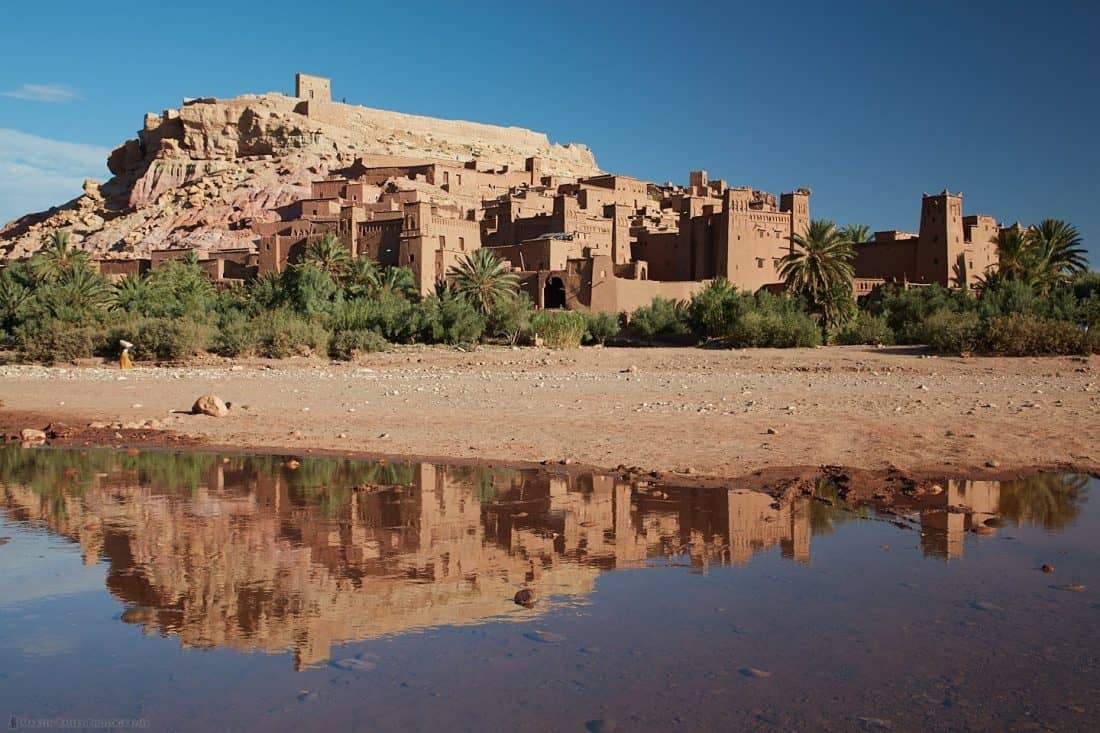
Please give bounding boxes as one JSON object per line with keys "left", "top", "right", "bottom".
{"left": 514, "top": 588, "right": 537, "bottom": 607}
{"left": 766, "top": 427, "right": 779, "bottom": 435}
{"left": 296, "top": 691, "right": 318, "bottom": 703}
{"left": 927, "top": 484, "right": 944, "bottom": 495}
{"left": 969, "top": 600, "right": 1002, "bottom": 612}
{"left": 524, "top": 630, "right": 564, "bottom": 644}
{"left": 739, "top": 667, "right": 772, "bottom": 679}
{"left": 20, "top": 428, "right": 47, "bottom": 444}
{"left": 191, "top": 394, "right": 229, "bottom": 417}
{"left": 1052, "top": 583, "right": 1086, "bottom": 592}
{"left": 284, "top": 459, "right": 301, "bottom": 470}
{"left": 378, "top": 432, "right": 389, "bottom": 439}
{"left": 331, "top": 657, "right": 376, "bottom": 672}
{"left": 985, "top": 460, "right": 1001, "bottom": 468}
{"left": 585, "top": 720, "right": 618, "bottom": 733}
{"left": 1041, "top": 564, "right": 1055, "bottom": 573}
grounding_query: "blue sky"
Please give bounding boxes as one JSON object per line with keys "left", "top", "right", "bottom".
{"left": 1, "top": 0, "right": 1097, "bottom": 264}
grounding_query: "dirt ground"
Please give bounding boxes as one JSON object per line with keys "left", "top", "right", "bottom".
{"left": 2, "top": 345, "right": 1098, "bottom": 481}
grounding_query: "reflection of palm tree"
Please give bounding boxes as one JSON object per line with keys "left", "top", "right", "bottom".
{"left": 808, "top": 478, "right": 869, "bottom": 535}
{"left": 997, "top": 474, "right": 1088, "bottom": 530}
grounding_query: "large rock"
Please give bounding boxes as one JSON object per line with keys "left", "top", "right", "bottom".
{"left": 192, "top": 395, "right": 229, "bottom": 417}
{"left": 19, "top": 428, "right": 47, "bottom": 444}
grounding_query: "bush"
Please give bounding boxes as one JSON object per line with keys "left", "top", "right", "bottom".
{"left": 486, "top": 293, "right": 534, "bottom": 345}
{"left": 256, "top": 311, "right": 331, "bottom": 358}
{"left": 583, "top": 311, "right": 620, "bottom": 345}
{"left": 869, "top": 285, "right": 972, "bottom": 344}
{"left": 726, "top": 310, "right": 820, "bottom": 348}
{"left": 329, "top": 329, "right": 390, "bottom": 359}
{"left": 530, "top": 310, "right": 587, "bottom": 348}
{"left": 15, "top": 319, "right": 97, "bottom": 364}
{"left": 134, "top": 318, "right": 211, "bottom": 361}
{"left": 688, "top": 278, "right": 748, "bottom": 341}
{"left": 920, "top": 310, "right": 981, "bottom": 354}
{"left": 630, "top": 298, "right": 689, "bottom": 342}
{"left": 833, "top": 312, "right": 895, "bottom": 346}
{"left": 417, "top": 291, "right": 485, "bottom": 345}
{"left": 981, "top": 314, "right": 1091, "bottom": 356}
{"left": 210, "top": 311, "right": 256, "bottom": 357}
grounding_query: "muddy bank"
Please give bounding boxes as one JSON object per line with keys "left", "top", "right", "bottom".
{"left": 1, "top": 346, "right": 1097, "bottom": 483}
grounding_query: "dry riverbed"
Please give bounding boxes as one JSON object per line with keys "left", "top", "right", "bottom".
{"left": 1, "top": 345, "right": 1098, "bottom": 484}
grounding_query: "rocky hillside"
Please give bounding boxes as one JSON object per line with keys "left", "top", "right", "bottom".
{"left": 0, "top": 93, "right": 601, "bottom": 259}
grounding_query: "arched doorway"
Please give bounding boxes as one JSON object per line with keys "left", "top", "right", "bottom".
{"left": 543, "top": 276, "right": 566, "bottom": 309}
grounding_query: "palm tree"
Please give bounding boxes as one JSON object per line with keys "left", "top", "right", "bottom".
{"left": 304, "top": 233, "right": 351, "bottom": 278}
{"left": 344, "top": 257, "right": 381, "bottom": 298}
{"left": 780, "top": 219, "right": 855, "bottom": 326}
{"left": 113, "top": 273, "right": 152, "bottom": 313}
{"left": 992, "top": 220, "right": 1088, "bottom": 292}
{"left": 447, "top": 249, "right": 519, "bottom": 314}
{"left": 1026, "top": 219, "right": 1088, "bottom": 286}
{"left": 0, "top": 270, "right": 32, "bottom": 329}
{"left": 838, "top": 223, "right": 871, "bottom": 246}
{"left": 43, "top": 263, "right": 115, "bottom": 318}
{"left": 992, "top": 228, "right": 1037, "bottom": 285}
{"left": 373, "top": 266, "right": 419, "bottom": 299}
{"left": 33, "top": 230, "right": 90, "bottom": 283}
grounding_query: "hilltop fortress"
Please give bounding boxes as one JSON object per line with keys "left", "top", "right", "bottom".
{"left": 3, "top": 74, "right": 1014, "bottom": 311}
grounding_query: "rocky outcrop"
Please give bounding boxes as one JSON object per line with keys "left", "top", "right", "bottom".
{"left": 1, "top": 92, "right": 601, "bottom": 259}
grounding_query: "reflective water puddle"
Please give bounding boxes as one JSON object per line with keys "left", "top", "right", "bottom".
{"left": 0, "top": 447, "right": 1096, "bottom": 731}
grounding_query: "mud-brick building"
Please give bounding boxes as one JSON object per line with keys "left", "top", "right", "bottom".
{"left": 853, "top": 191, "right": 1002, "bottom": 288}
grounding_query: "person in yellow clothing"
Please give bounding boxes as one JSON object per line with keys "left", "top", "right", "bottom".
{"left": 119, "top": 340, "right": 134, "bottom": 370}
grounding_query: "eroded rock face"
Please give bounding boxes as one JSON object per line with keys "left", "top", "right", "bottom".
{"left": 1, "top": 93, "right": 601, "bottom": 259}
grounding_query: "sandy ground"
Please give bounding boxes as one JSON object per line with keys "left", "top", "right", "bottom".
{"left": 1, "top": 345, "right": 1098, "bottom": 480}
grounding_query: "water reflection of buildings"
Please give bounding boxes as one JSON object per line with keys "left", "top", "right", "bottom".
{"left": 919, "top": 480, "right": 1000, "bottom": 559}
{"left": 0, "top": 457, "right": 813, "bottom": 669}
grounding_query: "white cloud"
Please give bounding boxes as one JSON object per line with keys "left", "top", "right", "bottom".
{"left": 1, "top": 83, "right": 83, "bottom": 103}
{"left": 0, "top": 128, "right": 110, "bottom": 225}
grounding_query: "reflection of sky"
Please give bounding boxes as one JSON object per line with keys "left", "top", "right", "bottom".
{"left": 0, "top": 520, "right": 105, "bottom": 608}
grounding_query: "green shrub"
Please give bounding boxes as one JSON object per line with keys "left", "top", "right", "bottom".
{"left": 133, "top": 318, "right": 211, "bottom": 361}
{"left": 486, "top": 293, "right": 535, "bottom": 345}
{"left": 981, "top": 314, "right": 1091, "bottom": 356}
{"left": 688, "top": 278, "right": 748, "bottom": 341}
{"left": 329, "top": 329, "right": 390, "bottom": 359}
{"left": 726, "top": 310, "right": 820, "bottom": 348}
{"left": 630, "top": 298, "right": 689, "bottom": 342}
{"left": 530, "top": 310, "right": 587, "bottom": 348}
{"left": 416, "top": 291, "right": 485, "bottom": 345}
{"left": 921, "top": 310, "right": 981, "bottom": 354}
{"left": 870, "top": 284, "right": 972, "bottom": 344}
{"left": 256, "top": 311, "right": 331, "bottom": 358}
{"left": 210, "top": 311, "right": 256, "bottom": 357}
{"left": 15, "top": 319, "right": 97, "bottom": 364}
{"left": 833, "top": 312, "right": 895, "bottom": 345}
{"left": 583, "top": 311, "right": 620, "bottom": 345}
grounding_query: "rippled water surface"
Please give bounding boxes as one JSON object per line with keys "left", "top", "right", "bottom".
{"left": 0, "top": 447, "right": 1097, "bottom": 731}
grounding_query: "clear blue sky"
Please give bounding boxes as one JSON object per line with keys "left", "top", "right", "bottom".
{"left": 1, "top": 0, "right": 1097, "bottom": 264}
